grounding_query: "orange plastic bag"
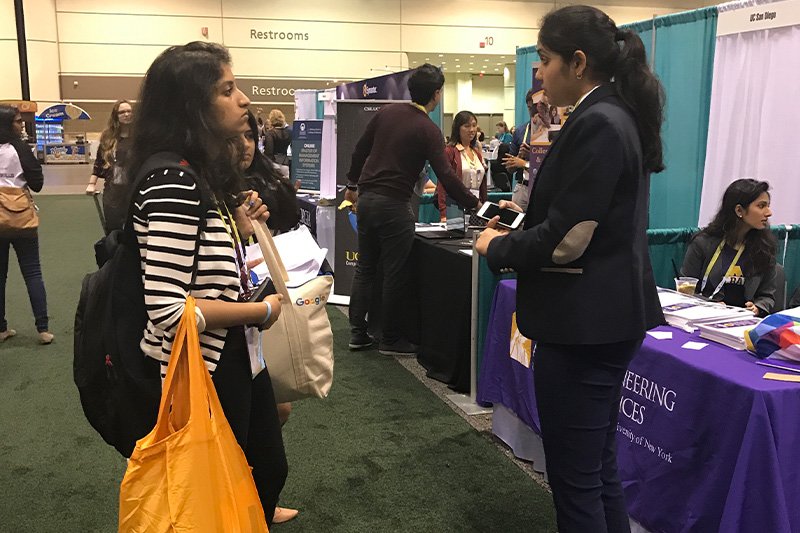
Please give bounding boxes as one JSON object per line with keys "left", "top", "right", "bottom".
{"left": 118, "top": 296, "right": 269, "bottom": 532}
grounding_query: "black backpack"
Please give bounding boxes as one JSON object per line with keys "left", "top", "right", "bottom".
{"left": 73, "top": 153, "right": 206, "bottom": 457}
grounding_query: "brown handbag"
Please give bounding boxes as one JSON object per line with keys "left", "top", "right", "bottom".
{"left": 0, "top": 186, "right": 39, "bottom": 237}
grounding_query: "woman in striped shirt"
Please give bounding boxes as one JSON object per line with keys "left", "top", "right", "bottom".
{"left": 126, "top": 41, "right": 287, "bottom": 525}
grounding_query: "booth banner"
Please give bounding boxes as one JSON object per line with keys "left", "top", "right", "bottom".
{"left": 332, "top": 101, "right": 394, "bottom": 298}
{"left": 291, "top": 120, "right": 323, "bottom": 191}
{"left": 526, "top": 64, "right": 566, "bottom": 180}
{"left": 717, "top": 0, "right": 800, "bottom": 36}
{"left": 333, "top": 197, "right": 359, "bottom": 298}
{"left": 336, "top": 70, "right": 413, "bottom": 101}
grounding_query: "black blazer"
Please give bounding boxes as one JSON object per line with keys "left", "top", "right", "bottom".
{"left": 486, "top": 84, "right": 664, "bottom": 344}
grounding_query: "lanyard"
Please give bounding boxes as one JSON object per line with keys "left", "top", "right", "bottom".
{"left": 524, "top": 122, "right": 531, "bottom": 144}
{"left": 410, "top": 102, "right": 427, "bottom": 114}
{"left": 216, "top": 201, "right": 252, "bottom": 301}
{"left": 701, "top": 241, "right": 745, "bottom": 300}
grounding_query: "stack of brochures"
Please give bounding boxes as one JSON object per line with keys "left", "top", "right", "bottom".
{"left": 657, "top": 288, "right": 754, "bottom": 333}
{"left": 695, "top": 317, "right": 761, "bottom": 350}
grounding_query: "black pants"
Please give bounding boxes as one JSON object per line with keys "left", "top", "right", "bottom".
{"left": 212, "top": 327, "right": 288, "bottom": 526}
{"left": 0, "top": 235, "right": 49, "bottom": 332}
{"left": 534, "top": 339, "right": 642, "bottom": 533}
{"left": 349, "top": 191, "right": 415, "bottom": 344}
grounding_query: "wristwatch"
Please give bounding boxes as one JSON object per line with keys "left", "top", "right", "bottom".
{"left": 345, "top": 184, "right": 358, "bottom": 191}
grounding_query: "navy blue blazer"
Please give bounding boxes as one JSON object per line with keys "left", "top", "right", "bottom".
{"left": 487, "top": 84, "right": 664, "bottom": 344}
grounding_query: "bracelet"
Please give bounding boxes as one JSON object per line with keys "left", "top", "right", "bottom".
{"left": 259, "top": 300, "right": 272, "bottom": 328}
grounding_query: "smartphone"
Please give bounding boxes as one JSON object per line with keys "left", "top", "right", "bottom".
{"left": 247, "top": 278, "right": 277, "bottom": 302}
{"left": 476, "top": 202, "right": 525, "bottom": 230}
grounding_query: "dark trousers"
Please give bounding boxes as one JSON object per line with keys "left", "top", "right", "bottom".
{"left": 349, "top": 191, "right": 415, "bottom": 344}
{"left": 212, "top": 327, "right": 288, "bottom": 526}
{"left": 0, "top": 235, "right": 49, "bottom": 332}
{"left": 534, "top": 339, "right": 642, "bottom": 533}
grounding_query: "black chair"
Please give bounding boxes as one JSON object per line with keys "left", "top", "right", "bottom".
{"left": 489, "top": 143, "right": 512, "bottom": 192}
{"left": 788, "top": 285, "right": 800, "bottom": 309}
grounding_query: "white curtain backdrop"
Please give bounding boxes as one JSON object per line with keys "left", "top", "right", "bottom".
{"left": 699, "top": 22, "right": 800, "bottom": 226}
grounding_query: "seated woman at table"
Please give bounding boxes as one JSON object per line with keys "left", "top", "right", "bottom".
{"left": 436, "top": 110, "right": 487, "bottom": 221}
{"left": 682, "top": 178, "right": 777, "bottom": 316}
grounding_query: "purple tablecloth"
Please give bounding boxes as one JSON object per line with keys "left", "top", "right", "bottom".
{"left": 477, "top": 279, "right": 800, "bottom": 533}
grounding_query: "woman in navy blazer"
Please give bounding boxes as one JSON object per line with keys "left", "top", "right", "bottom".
{"left": 477, "top": 6, "right": 665, "bottom": 532}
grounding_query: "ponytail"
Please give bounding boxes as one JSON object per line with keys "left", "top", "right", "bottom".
{"left": 614, "top": 28, "right": 665, "bottom": 173}
{"left": 539, "top": 6, "right": 665, "bottom": 173}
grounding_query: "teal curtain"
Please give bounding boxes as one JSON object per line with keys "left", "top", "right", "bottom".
{"left": 647, "top": 227, "right": 699, "bottom": 288}
{"left": 627, "top": 8, "right": 718, "bottom": 229}
{"left": 774, "top": 225, "right": 800, "bottom": 300}
{"left": 514, "top": 45, "right": 540, "bottom": 128}
{"left": 514, "top": 7, "right": 717, "bottom": 229}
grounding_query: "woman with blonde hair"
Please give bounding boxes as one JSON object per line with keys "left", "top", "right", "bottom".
{"left": 85, "top": 99, "right": 133, "bottom": 232}
{"left": 263, "top": 108, "right": 291, "bottom": 167}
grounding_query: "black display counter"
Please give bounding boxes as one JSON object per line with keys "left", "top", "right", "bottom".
{"left": 398, "top": 236, "right": 473, "bottom": 393}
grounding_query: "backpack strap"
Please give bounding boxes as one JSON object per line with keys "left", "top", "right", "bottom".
{"left": 125, "top": 152, "right": 208, "bottom": 287}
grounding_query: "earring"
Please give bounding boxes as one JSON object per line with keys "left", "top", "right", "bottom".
{"left": 577, "top": 74, "right": 583, "bottom": 80}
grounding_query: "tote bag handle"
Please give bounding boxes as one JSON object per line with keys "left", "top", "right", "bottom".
{"left": 151, "top": 296, "right": 220, "bottom": 441}
{"left": 252, "top": 222, "right": 291, "bottom": 300}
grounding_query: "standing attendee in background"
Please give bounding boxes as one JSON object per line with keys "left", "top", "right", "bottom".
{"left": 682, "top": 178, "right": 776, "bottom": 316}
{"left": 263, "top": 109, "right": 292, "bottom": 169}
{"left": 85, "top": 100, "right": 134, "bottom": 232}
{"left": 242, "top": 111, "right": 299, "bottom": 234}
{"left": 436, "top": 110, "right": 486, "bottom": 221}
{"left": 126, "top": 41, "right": 287, "bottom": 526}
{"left": 476, "top": 6, "right": 665, "bottom": 532}
{"left": 0, "top": 105, "right": 53, "bottom": 344}
{"left": 494, "top": 121, "right": 513, "bottom": 143}
{"left": 504, "top": 88, "right": 537, "bottom": 210}
{"left": 476, "top": 125, "right": 486, "bottom": 144}
{"left": 344, "top": 63, "right": 480, "bottom": 356}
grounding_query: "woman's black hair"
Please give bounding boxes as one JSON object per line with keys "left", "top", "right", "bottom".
{"left": 448, "top": 110, "right": 478, "bottom": 148}
{"left": 701, "top": 178, "right": 776, "bottom": 274}
{"left": 244, "top": 112, "right": 273, "bottom": 176}
{"left": 0, "top": 104, "right": 19, "bottom": 144}
{"left": 127, "top": 41, "right": 244, "bottom": 202}
{"left": 243, "top": 110, "right": 299, "bottom": 232}
{"left": 538, "top": 5, "right": 665, "bottom": 173}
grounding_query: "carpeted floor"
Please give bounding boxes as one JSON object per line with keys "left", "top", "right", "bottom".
{"left": 0, "top": 195, "right": 557, "bottom": 532}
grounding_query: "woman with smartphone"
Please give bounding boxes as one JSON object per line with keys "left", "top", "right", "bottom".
{"left": 476, "top": 6, "right": 665, "bottom": 532}
{"left": 435, "top": 110, "right": 487, "bottom": 221}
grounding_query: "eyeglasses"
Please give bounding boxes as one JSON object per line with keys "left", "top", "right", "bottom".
{"left": 13, "top": 118, "right": 23, "bottom": 123}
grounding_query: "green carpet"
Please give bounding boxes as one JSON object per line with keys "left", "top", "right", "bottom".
{"left": 0, "top": 195, "right": 557, "bottom": 532}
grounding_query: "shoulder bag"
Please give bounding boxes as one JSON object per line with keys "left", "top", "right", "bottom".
{"left": 253, "top": 222, "right": 334, "bottom": 402}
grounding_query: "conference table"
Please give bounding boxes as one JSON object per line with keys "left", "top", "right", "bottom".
{"left": 397, "top": 236, "right": 474, "bottom": 393}
{"left": 477, "top": 279, "right": 800, "bottom": 533}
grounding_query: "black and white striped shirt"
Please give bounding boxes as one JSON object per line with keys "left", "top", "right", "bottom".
{"left": 133, "top": 168, "right": 240, "bottom": 377}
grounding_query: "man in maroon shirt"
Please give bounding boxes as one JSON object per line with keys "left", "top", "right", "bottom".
{"left": 344, "top": 64, "right": 480, "bottom": 356}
